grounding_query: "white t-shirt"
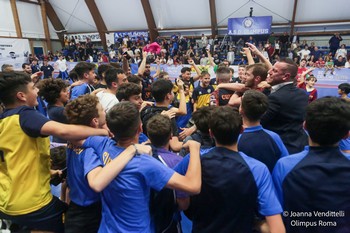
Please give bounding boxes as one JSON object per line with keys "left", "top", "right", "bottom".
{"left": 56, "top": 59, "right": 67, "bottom": 72}
{"left": 96, "top": 91, "right": 119, "bottom": 112}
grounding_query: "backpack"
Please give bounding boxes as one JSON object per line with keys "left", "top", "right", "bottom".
{"left": 149, "top": 147, "right": 182, "bottom": 233}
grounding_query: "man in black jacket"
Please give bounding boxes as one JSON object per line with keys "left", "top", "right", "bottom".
{"left": 261, "top": 58, "right": 308, "bottom": 154}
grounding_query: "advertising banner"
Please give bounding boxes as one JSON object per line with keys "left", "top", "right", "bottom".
{"left": 0, "top": 38, "right": 30, "bottom": 70}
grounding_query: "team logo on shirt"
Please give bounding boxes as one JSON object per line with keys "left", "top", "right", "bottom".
{"left": 103, "top": 152, "right": 111, "bottom": 165}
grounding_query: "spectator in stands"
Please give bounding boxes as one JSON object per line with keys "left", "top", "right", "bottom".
{"left": 31, "top": 58, "right": 40, "bottom": 74}
{"left": 310, "top": 46, "right": 322, "bottom": 62}
{"left": 345, "top": 57, "right": 350, "bottom": 68}
{"left": 55, "top": 54, "right": 69, "bottom": 80}
{"left": 297, "top": 45, "right": 311, "bottom": 61}
{"left": 272, "top": 97, "right": 350, "bottom": 232}
{"left": 227, "top": 47, "right": 235, "bottom": 65}
{"left": 41, "top": 59, "right": 54, "bottom": 79}
{"left": 334, "top": 55, "right": 346, "bottom": 68}
{"left": 335, "top": 44, "right": 347, "bottom": 59}
{"left": 324, "top": 55, "right": 335, "bottom": 76}
{"left": 329, "top": 33, "right": 343, "bottom": 57}
{"left": 261, "top": 58, "right": 309, "bottom": 154}
{"left": 315, "top": 56, "right": 325, "bottom": 68}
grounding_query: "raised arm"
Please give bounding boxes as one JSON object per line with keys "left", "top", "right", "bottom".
{"left": 207, "top": 50, "right": 216, "bottom": 67}
{"left": 170, "top": 79, "right": 187, "bottom": 116}
{"left": 246, "top": 42, "right": 272, "bottom": 70}
{"left": 122, "top": 55, "right": 129, "bottom": 74}
{"left": 241, "top": 47, "right": 255, "bottom": 65}
{"left": 188, "top": 59, "right": 201, "bottom": 82}
{"left": 138, "top": 51, "right": 148, "bottom": 75}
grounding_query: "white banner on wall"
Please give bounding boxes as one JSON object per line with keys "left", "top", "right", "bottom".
{"left": 0, "top": 38, "right": 30, "bottom": 70}
{"left": 65, "top": 33, "right": 101, "bottom": 42}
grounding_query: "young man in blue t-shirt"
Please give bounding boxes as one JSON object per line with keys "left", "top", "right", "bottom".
{"left": 82, "top": 101, "right": 201, "bottom": 232}
{"left": 64, "top": 94, "right": 150, "bottom": 233}
{"left": 174, "top": 106, "right": 285, "bottom": 233}
{"left": 273, "top": 97, "right": 350, "bottom": 232}
{"left": 70, "top": 62, "right": 96, "bottom": 100}
{"left": 238, "top": 90, "right": 289, "bottom": 172}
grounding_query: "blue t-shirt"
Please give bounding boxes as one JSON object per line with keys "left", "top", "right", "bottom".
{"left": 66, "top": 144, "right": 102, "bottom": 206}
{"left": 70, "top": 83, "right": 94, "bottom": 100}
{"left": 272, "top": 146, "right": 350, "bottom": 232}
{"left": 83, "top": 136, "right": 175, "bottom": 233}
{"left": 340, "top": 137, "right": 350, "bottom": 151}
{"left": 175, "top": 147, "right": 282, "bottom": 232}
{"left": 238, "top": 125, "right": 289, "bottom": 172}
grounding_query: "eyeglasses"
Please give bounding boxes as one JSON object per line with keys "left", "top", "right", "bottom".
{"left": 145, "top": 66, "right": 151, "bottom": 68}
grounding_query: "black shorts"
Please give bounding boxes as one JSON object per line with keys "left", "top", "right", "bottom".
{"left": 0, "top": 196, "right": 67, "bottom": 233}
{"left": 65, "top": 201, "right": 102, "bottom": 233}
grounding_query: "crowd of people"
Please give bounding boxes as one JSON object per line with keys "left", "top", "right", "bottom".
{"left": 0, "top": 30, "right": 350, "bottom": 233}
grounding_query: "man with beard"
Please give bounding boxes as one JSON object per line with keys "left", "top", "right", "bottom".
{"left": 138, "top": 51, "right": 154, "bottom": 101}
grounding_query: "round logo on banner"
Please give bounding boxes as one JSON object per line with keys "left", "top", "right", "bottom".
{"left": 243, "top": 17, "right": 254, "bottom": 28}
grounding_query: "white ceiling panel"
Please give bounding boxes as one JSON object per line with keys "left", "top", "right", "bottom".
{"left": 0, "top": 0, "right": 17, "bottom": 37}
{"left": 48, "top": 0, "right": 97, "bottom": 33}
{"left": 216, "top": 0, "right": 293, "bottom": 27}
{"left": 96, "top": 0, "right": 148, "bottom": 31}
{"left": 17, "top": 1, "right": 45, "bottom": 38}
{"left": 295, "top": 0, "right": 350, "bottom": 22}
{"left": 48, "top": 17, "right": 59, "bottom": 40}
{"left": 149, "top": 0, "right": 211, "bottom": 29}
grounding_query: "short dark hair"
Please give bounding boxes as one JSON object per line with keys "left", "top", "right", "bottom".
{"left": 306, "top": 75, "right": 317, "bottom": 82}
{"left": 74, "top": 62, "right": 96, "bottom": 79}
{"left": 65, "top": 95, "right": 99, "bottom": 126}
{"left": 279, "top": 58, "right": 298, "bottom": 80}
{"left": 22, "top": 63, "right": 30, "bottom": 69}
{"left": 50, "top": 146, "right": 66, "bottom": 170}
{"left": 0, "top": 71, "right": 31, "bottom": 106}
{"left": 105, "top": 68, "right": 125, "bottom": 88}
{"left": 306, "top": 97, "right": 350, "bottom": 146}
{"left": 107, "top": 101, "right": 140, "bottom": 140}
{"left": 37, "top": 78, "right": 69, "bottom": 105}
{"left": 116, "top": 83, "right": 142, "bottom": 101}
{"left": 1, "top": 64, "right": 13, "bottom": 72}
{"left": 181, "top": 67, "right": 191, "bottom": 74}
{"left": 216, "top": 67, "right": 231, "bottom": 83}
{"left": 147, "top": 114, "right": 172, "bottom": 147}
{"left": 192, "top": 106, "right": 214, "bottom": 133}
{"left": 97, "top": 64, "right": 112, "bottom": 79}
{"left": 209, "top": 106, "right": 242, "bottom": 146}
{"left": 128, "top": 75, "right": 142, "bottom": 84}
{"left": 151, "top": 79, "right": 173, "bottom": 102}
{"left": 158, "top": 71, "right": 169, "bottom": 79}
{"left": 245, "top": 64, "right": 268, "bottom": 81}
{"left": 338, "top": 83, "right": 350, "bottom": 94}
{"left": 241, "top": 90, "right": 268, "bottom": 121}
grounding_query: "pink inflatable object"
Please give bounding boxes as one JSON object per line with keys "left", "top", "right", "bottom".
{"left": 143, "top": 42, "right": 161, "bottom": 54}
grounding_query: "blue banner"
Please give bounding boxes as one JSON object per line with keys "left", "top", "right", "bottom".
{"left": 114, "top": 31, "right": 149, "bottom": 43}
{"left": 227, "top": 16, "right": 272, "bottom": 36}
